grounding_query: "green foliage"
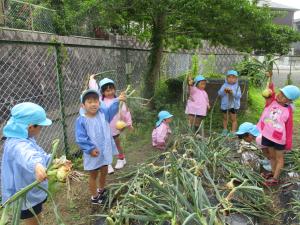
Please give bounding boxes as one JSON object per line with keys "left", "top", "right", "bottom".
{"left": 202, "top": 54, "right": 216, "bottom": 75}
{"left": 153, "top": 75, "right": 187, "bottom": 109}
{"left": 234, "top": 54, "right": 279, "bottom": 87}
{"left": 191, "top": 54, "right": 199, "bottom": 77}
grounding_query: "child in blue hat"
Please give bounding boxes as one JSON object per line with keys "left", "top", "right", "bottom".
{"left": 1, "top": 102, "right": 52, "bottom": 224}
{"left": 89, "top": 76, "right": 133, "bottom": 173}
{"left": 185, "top": 75, "right": 210, "bottom": 133}
{"left": 257, "top": 71, "right": 300, "bottom": 186}
{"left": 218, "top": 70, "right": 242, "bottom": 136}
{"left": 236, "top": 122, "right": 272, "bottom": 171}
{"left": 152, "top": 111, "right": 173, "bottom": 150}
{"left": 75, "top": 89, "right": 126, "bottom": 205}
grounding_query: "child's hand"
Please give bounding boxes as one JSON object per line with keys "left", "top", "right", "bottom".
{"left": 225, "top": 88, "right": 232, "bottom": 94}
{"left": 90, "top": 149, "right": 99, "bottom": 157}
{"left": 118, "top": 92, "right": 126, "bottom": 102}
{"left": 35, "top": 163, "right": 47, "bottom": 182}
{"left": 208, "top": 105, "right": 211, "bottom": 110}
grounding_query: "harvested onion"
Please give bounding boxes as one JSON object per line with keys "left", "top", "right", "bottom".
{"left": 262, "top": 88, "right": 272, "bottom": 98}
{"left": 116, "top": 120, "right": 127, "bottom": 130}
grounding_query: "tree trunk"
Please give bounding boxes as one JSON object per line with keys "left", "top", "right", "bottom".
{"left": 143, "top": 13, "right": 166, "bottom": 103}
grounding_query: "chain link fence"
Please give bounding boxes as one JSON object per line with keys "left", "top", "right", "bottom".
{"left": 1, "top": 0, "right": 56, "bottom": 33}
{"left": 0, "top": 39, "right": 250, "bottom": 158}
{"left": 1, "top": 38, "right": 300, "bottom": 158}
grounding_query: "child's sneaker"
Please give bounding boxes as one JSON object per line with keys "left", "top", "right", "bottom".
{"left": 115, "top": 159, "right": 125, "bottom": 169}
{"left": 227, "top": 132, "right": 236, "bottom": 138}
{"left": 221, "top": 129, "right": 228, "bottom": 136}
{"left": 108, "top": 165, "right": 114, "bottom": 174}
{"left": 263, "top": 177, "right": 279, "bottom": 187}
{"left": 91, "top": 194, "right": 104, "bottom": 205}
{"left": 261, "top": 172, "right": 273, "bottom": 179}
{"left": 262, "top": 164, "right": 272, "bottom": 172}
{"left": 259, "top": 159, "right": 270, "bottom": 166}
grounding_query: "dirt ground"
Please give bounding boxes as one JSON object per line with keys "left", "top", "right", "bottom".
{"left": 43, "top": 133, "right": 161, "bottom": 225}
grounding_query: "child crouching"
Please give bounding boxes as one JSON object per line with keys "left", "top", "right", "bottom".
{"left": 152, "top": 111, "right": 173, "bottom": 150}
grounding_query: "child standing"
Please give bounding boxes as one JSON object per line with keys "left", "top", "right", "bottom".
{"left": 185, "top": 75, "right": 210, "bottom": 133}
{"left": 218, "top": 70, "right": 242, "bottom": 136}
{"left": 152, "top": 111, "right": 173, "bottom": 150}
{"left": 75, "top": 89, "right": 125, "bottom": 204}
{"left": 89, "top": 76, "right": 133, "bottom": 173}
{"left": 257, "top": 72, "right": 300, "bottom": 186}
{"left": 1, "top": 102, "right": 52, "bottom": 225}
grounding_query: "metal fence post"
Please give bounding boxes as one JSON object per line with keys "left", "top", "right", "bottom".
{"left": 125, "top": 49, "right": 131, "bottom": 85}
{"left": 54, "top": 43, "right": 69, "bottom": 156}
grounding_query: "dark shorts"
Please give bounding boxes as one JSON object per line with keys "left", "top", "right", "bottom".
{"left": 20, "top": 198, "right": 47, "bottom": 219}
{"left": 221, "top": 108, "right": 238, "bottom": 114}
{"left": 88, "top": 165, "right": 108, "bottom": 172}
{"left": 261, "top": 136, "right": 285, "bottom": 150}
{"left": 188, "top": 114, "right": 205, "bottom": 119}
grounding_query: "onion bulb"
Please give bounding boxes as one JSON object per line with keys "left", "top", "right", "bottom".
{"left": 116, "top": 120, "right": 127, "bottom": 130}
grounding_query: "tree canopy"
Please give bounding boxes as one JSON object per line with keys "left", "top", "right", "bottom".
{"left": 27, "top": 0, "right": 300, "bottom": 98}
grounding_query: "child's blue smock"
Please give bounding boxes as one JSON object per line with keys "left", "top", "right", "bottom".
{"left": 75, "top": 99, "right": 119, "bottom": 170}
{"left": 218, "top": 79, "right": 242, "bottom": 110}
{"left": 1, "top": 137, "right": 50, "bottom": 210}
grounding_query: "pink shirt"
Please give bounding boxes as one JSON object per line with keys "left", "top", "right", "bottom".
{"left": 185, "top": 86, "right": 209, "bottom": 116}
{"left": 103, "top": 98, "right": 132, "bottom": 136}
{"left": 152, "top": 122, "right": 171, "bottom": 149}
{"left": 257, "top": 83, "right": 293, "bottom": 150}
{"left": 89, "top": 78, "right": 132, "bottom": 136}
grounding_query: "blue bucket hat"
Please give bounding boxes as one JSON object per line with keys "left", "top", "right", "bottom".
{"left": 99, "top": 78, "right": 114, "bottom": 89}
{"left": 235, "top": 122, "right": 260, "bottom": 137}
{"left": 226, "top": 70, "right": 238, "bottom": 76}
{"left": 156, "top": 111, "right": 173, "bottom": 127}
{"left": 80, "top": 89, "right": 99, "bottom": 103}
{"left": 280, "top": 85, "right": 300, "bottom": 101}
{"left": 3, "top": 102, "right": 52, "bottom": 139}
{"left": 194, "top": 75, "right": 206, "bottom": 86}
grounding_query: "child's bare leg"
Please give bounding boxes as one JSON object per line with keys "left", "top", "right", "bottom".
{"left": 194, "top": 117, "right": 202, "bottom": 134}
{"left": 114, "top": 136, "right": 124, "bottom": 159}
{"left": 223, "top": 113, "right": 228, "bottom": 130}
{"left": 99, "top": 166, "right": 108, "bottom": 190}
{"left": 230, "top": 113, "right": 237, "bottom": 133}
{"left": 23, "top": 214, "right": 41, "bottom": 225}
{"left": 262, "top": 148, "right": 270, "bottom": 160}
{"left": 268, "top": 147, "right": 276, "bottom": 174}
{"left": 273, "top": 150, "right": 284, "bottom": 179}
{"left": 188, "top": 115, "right": 196, "bottom": 127}
{"left": 89, "top": 170, "right": 99, "bottom": 197}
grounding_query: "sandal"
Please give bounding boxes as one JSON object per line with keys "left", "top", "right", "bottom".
{"left": 261, "top": 172, "right": 273, "bottom": 179}
{"left": 263, "top": 177, "right": 279, "bottom": 187}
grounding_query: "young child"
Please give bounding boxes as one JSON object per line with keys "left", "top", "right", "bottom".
{"left": 236, "top": 122, "right": 260, "bottom": 143}
{"left": 152, "top": 111, "right": 173, "bottom": 150}
{"left": 185, "top": 75, "right": 210, "bottom": 134}
{"left": 235, "top": 122, "right": 272, "bottom": 171}
{"left": 89, "top": 76, "right": 133, "bottom": 173}
{"left": 218, "top": 70, "right": 242, "bottom": 136}
{"left": 257, "top": 72, "right": 300, "bottom": 186}
{"left": 1, "top": 102, "right": 52, "bottom": 225}
{"left": 75, "top": 89, "right": 125, "bottom": 204}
